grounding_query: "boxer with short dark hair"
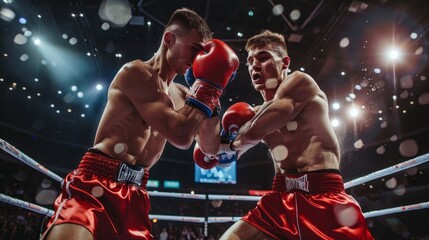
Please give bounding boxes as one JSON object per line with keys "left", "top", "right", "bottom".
{"left": 219, "top": 30, "right": 374, "bottom": 240}
{"left": 42, "top": 8, "right": 238, "bottom": 240}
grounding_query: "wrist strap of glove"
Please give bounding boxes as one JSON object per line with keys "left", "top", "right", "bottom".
{"left": 218, "top": 129, "right": 236, "bottom": 154}
{"left": 186, "top": 80, "right": 222, "bottom": 117}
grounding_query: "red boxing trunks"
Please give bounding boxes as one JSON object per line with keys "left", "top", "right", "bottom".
{"left": 41, "top": 149, "right": 153, "bottom": 240}
{"left": 242, "top": 170, "right": 374, "bottom": 240}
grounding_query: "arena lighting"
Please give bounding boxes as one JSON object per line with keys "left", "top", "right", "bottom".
{"left": 33, "top": 37, "right": 41, "bottom": 45}
{"left": 19, "top": 17, "right": 26, "bottom": 24}
{"left": 348, "top": 106, "right": 360, "bottom": 118}
{"left": 386, "top": 47, "right": 401, "bottom": 61}
{"left": 34, "top": 40, "right": 91, "bottom": 90}
{"left": 331, "top": 118, "right": 340, "bottom": 127}
{"left": 332, "top": 102, "right": 340, "bottom": 110}
{"left": 96, "top": 83, "right": 103, "bottom": 91}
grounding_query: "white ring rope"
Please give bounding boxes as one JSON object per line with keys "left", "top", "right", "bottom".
{"left": 208, "top": 194, "right": 262, "bottom": 201}
{"left": 0, "top": 192, "right": 207, "bottom": 222}
{"left": 0, "top": 138, "right": 63, "bottom": 182}
{"left": 149, "top": 214, "right": 205, "bottom": 223}
{"left": 206, "top": 201, "right": 429, "bottom": 222}
{"left": 1, "top": 138, "right": 428, "bottom": 223}
{"left": 1, "top": 192, "right": 428, "bottom": 222}
{"left": 0, "top": 193, "right": 54, "bottom": 217}
{"left": 344, "top": 153, "right": 429, "bottom": 189}
{"left": 363, "top": 201, "right": 429, "bottom": 218}
{"left": 148, "top": 191, "right": 206, "bottom": 199}
{"left": 207, "top": 216, "right": 242, "bottom": 223}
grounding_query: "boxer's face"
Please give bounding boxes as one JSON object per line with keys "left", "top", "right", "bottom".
{"left": 165, "top": 28, "right": 204, "bottom": 75}
{"left": 247, "top": 46, "right": 286, "bottom": 91}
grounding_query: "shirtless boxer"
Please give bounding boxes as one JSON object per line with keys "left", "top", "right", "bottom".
{"left": 42, "top": 8, "right": 239, "bottom": 240}
{"left": 219, "top": 30, "right": 374, "bottom": 240}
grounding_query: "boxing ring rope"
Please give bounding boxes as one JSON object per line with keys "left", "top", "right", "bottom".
{"left": 0, "top": 138, "right": 62, "bottom": 182}
{"left": 2, "top": 192, "right": 428, "bottom": 221}
{"left": 344, "top": 153, "right": 429, "bottom": 189}
{"left": 149, "top": 214, "right": 205, "bottom": 223}
{"left": 208, "top": 194, "right": 262, "bottom": 201}
{"left": 363, "top": 201, "right": 429, "bottom": 218}
{"left": 149, "top": 191, "right": 205, "bottom": 199}
{"left": 1, "top": 137, "right": 429, "bottom": 223}
{"left": 0, "top": 193, "right": 54, "bottom": 217}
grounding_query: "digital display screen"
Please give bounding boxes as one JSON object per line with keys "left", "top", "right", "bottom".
{"left": 163, "top": 180, "right": 180, "bottom": 189}
{"left": 194, "top": 161, "right": 236, "bottom": 184}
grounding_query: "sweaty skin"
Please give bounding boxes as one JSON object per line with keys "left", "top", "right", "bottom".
{"left": 232, "top": 47, "right": 340, "bottom": 173}
{"left": 262, "top": 88, "right": 340, "bottom": 173}
{"left": 222, "top": 47, "right": 341, "bottom": 240}
{"left": 92, "top": 28, "right": 220, "bottom": 169}
{"left": 45, "top": 27, "right": 220, "bottom": 240}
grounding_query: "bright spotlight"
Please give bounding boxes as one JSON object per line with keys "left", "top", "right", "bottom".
{"left": 19, "top": 17, "right": 26, "bottom": 24}
{"left": 387, "top": 48, "right": 400, "bottom": 60}
{"left": 331, "top": 118, "right": 340, "bottom": 127}
{"left": 349, "top": 107, "right": 360, "bottom": 118}
{"left": 96, "top": 84, "right": 103, "bottom": 91}
{"left": 332, "top": 102, "right": 340, "bottom": 110}
{"left": 33, "top": 37, "right": 41, "bottom": 45}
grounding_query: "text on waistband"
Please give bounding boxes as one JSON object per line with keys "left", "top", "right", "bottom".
{"left": 117, "top": 163, "right": 144, "bottom": 186}
{"left": 285, "top": 175, "right": 309, "bottom": 192}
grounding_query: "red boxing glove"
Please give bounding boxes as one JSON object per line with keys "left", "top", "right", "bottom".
{"left": 186, "top": 39, "right": 239, "bottom": 117}
{"left": 218, "top": 102, "right": 255, "bottom": 155}
{"left": 222, "top": 102, "right": 256, "bottom": 135}
{"left": 193, "top": 143, "right": 219, "bottom": 169}
{"left": 193, "top": 39, "right": 239, "bottom": 90}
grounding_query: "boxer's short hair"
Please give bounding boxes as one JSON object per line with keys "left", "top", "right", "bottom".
{"left": 166, "top": 8, "right": 212, "bottom": 41}
{"left": 246, "top": 30, "right": 288, "bottom": 57}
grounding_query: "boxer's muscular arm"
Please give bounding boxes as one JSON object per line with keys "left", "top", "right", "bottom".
{"left": 195, "top": 117, "right": 221, "bottom": 155}
{"left": 174, "top": 83, "right": 221, "bottom": 155}
{"left": 232, "top": 72, "right": 319, "bottom": 152}
{"left": 115, "top": 62, "right": 206, "bottom": 150}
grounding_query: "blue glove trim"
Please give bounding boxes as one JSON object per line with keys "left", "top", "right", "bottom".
{"left": 229, "top": 71, "right": 237, "bottom": 83}
{"left": 186, "top": 97, "right": 213, "bottom": 117}
{"left": 194, "top": 78, "right": 223, "bottom": 91}
{"left": 184, "top": 67, "right": 196, "bottom": 87}
{"left": 218, "top": 152, "right": 237, "bottom": 164}
{"left": 220, "top": 129, "right": 236, "bottom": 142}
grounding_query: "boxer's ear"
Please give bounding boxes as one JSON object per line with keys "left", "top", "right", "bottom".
{"left": 163, "top": 31, "right": 175, "bottom": 48}
{"left": 282, "top": 56, "right": 291, "bottom": 69}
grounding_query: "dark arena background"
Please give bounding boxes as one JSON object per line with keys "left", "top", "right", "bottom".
{"left": 1, "top": 0, "right": 429, "bottom": 239}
